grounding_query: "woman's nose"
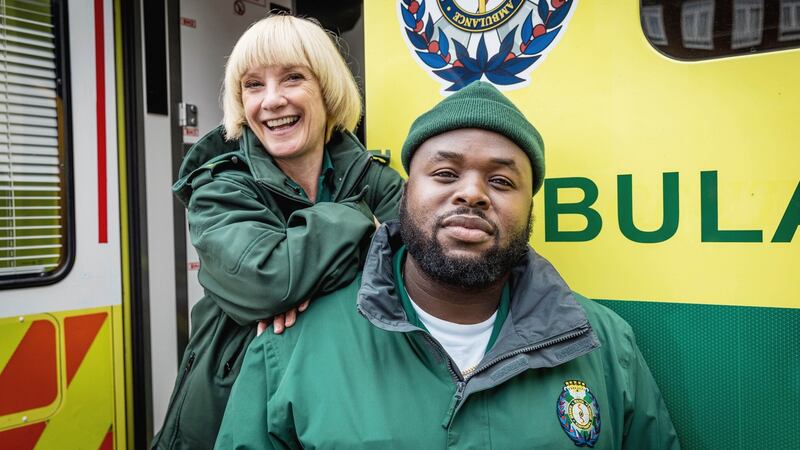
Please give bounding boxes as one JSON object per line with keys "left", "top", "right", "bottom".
{"left": 262, "top": 84, "right": 287, "bottom": 110}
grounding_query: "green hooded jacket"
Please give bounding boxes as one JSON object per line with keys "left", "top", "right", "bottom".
{"left": 215, "top": 221, "right": 680, "bottom": 449}
{"left": 152, "top": 126, "right": 404, "bottom": 449}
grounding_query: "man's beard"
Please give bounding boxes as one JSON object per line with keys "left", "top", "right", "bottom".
{"left": 399, "top": 195, "right": 532, "bottom": 290}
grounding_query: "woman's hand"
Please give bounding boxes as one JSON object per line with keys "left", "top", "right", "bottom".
{"left": 257, "top": 299, "right": 311, "bottom": 336}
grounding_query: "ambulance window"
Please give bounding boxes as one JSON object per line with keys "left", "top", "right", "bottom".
{"left": 0, "top": 0, "right": 73, "bottom": 288}
{"left": 641, "top": 0, "right": 800, "bottom": 59}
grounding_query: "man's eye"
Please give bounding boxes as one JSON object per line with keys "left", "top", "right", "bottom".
{"left": 433, "top": 170, "right": 456, "bottom": 178}
{"left": 490, "top": 177, "right": 514, "bottom": 188}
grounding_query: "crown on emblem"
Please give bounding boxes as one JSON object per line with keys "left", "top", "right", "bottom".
{"left": 564, "top": 380, "right": 588, "bottom": 397}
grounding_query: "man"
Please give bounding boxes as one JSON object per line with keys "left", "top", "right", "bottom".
{"left": 215, "top": 81, "right": 680, "bottom": 449}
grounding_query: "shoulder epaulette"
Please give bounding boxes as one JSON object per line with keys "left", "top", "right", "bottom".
{"left": 367, "top": 149, "right": 391, "bottom": 165}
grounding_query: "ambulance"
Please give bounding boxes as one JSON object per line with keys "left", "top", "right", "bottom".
{"left": 0, "top": 0, "right": 797, "bottom": 448}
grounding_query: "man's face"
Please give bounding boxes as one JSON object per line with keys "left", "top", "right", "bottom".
{"left": 400, "top": 128, "right": 534, "bottom": 289}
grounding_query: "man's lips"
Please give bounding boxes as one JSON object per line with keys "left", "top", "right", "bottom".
{"left": 439, "top": 215, "right": 495, "bottom": 243}
{"left": 441, "top": 215, "right": 494, "bottom": 233}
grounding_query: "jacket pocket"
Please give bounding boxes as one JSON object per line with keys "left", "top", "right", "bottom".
{"left": 215, "top": 324, "right": 254, "bottom": 383}
{"left": 156, "top": 351, "right": 196, "bottom": 449}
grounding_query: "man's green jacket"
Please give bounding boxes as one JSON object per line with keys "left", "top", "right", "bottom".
{"left": 152, "top": 126, "right": 404, "bottom": 449}
{"left": 216, "top": 221, "right": 680, "bottom": 449}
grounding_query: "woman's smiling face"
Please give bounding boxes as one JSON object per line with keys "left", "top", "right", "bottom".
{"left": 241, "top": 65, "right": 328, "bottom": 161}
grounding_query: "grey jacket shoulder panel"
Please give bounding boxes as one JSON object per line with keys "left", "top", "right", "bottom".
{"left": 572, "top": 294, "right": 636, "bottom": 339}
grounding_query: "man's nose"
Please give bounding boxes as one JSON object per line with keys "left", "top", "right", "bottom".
{"left": 453, "top": 176, "right": 489, "bottom": 209}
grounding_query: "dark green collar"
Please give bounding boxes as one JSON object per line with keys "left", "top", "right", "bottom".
{"left": 392, "top": 245, "right": 510, "bottom": 351}
{"left": 284, "top": 150, "right": 334, "bottom": 203}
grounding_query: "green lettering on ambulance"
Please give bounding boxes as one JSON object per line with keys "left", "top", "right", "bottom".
{"left": 771, "top": 181, "right": 800, "bottom": 243}
{"left": 700, "top": 171, "right": 763, "bottom": 242}
{"left": 617, "top": 172, "right": 679, "bottom": 243}
{"left": 544, "top": 177, "right": 603, "bottom": 242}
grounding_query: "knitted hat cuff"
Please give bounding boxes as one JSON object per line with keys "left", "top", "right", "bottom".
{"left": 400, "top": 82, "right": 545, "bottom": 195}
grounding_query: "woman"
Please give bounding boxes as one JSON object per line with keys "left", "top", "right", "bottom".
{"left": 152, "top": 15, "right": 404, "bottom": 449}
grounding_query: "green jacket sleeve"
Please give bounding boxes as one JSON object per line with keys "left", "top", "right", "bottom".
{"left": 622, "top": 331, "right": 681, "bottom": 450}
{"left": 363, "top": 160, "right": 405, "bottom": 222}
{"left": 215, "top": 337, "right": 279, "bottom": 450}
{"left": 188, "top": 173, "right": 375, "bottom": 325}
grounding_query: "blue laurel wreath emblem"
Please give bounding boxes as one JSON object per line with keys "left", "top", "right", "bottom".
{"left": 556, "top": 381, "right": 601, "bottom": 447}
{"left": 401, "top": 0, "right": 575, "bottom": 91}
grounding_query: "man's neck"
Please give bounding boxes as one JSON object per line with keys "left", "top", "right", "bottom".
{"left": 402, "top": 255, "right": 506, "bottom": 325}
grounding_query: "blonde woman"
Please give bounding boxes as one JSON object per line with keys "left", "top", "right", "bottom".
{"left": 153, "top": 15, "right": 403, "bottom": 449}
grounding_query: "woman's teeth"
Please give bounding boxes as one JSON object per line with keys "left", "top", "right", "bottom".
{"left": 266, "top": 116, "right": 299, "bottom": 129}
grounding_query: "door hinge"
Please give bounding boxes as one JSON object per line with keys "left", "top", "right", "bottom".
{"left": 178, "top": 102, "right": 198, "bottom": 127}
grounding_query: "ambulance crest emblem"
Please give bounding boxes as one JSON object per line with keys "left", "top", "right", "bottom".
{"left": 556, "top": 380, "right": 601, "bottom": 447}
{"left": 399, "top": 0, "right": 577, "bottom": 92}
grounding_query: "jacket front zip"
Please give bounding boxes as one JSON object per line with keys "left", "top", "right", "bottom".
{"left": 468, "top": 327, "right": 590, "bottom": 380}
{"left": 414, "top": 323, "right": 591, "bottom": 429}
{"left": 439, "top": 327, "right": 591, "bottom": 428}
{"left": 416, "top": 332, "right": 467, "bottom": 428}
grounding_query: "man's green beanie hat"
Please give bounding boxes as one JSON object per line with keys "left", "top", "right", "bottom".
{"left": 401, "top": 81, "right": 545, "bottom": 195}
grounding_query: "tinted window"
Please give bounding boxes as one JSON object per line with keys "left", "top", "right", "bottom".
{"left": 641, "top": 0, "right": 800, "bottom": 59}
{"left": 0, "top": 0, "right": 72, "bottom": 286}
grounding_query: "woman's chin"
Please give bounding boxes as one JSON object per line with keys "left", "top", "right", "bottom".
{"left": 264, "top": 142, "right": 318, "bottom": 161}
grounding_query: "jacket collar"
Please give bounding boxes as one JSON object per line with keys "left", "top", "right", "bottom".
{"left": 173, "top": 125, "right": 372, "bottom": 205}
{"left": 242, "top": 127, "right": 371, "bottom": 201}
{"left": 357, "top": 220, "right": 600, "bottom": 367}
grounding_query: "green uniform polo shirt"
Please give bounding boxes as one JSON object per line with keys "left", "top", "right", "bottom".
{"left": 285, "top": 150, "right": 334, "bottom": 203}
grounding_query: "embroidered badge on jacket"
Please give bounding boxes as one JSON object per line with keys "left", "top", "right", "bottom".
{"left": 556, "top": 380, "right": 601, "bottom": 447}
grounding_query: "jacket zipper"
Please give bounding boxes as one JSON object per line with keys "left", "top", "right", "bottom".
{"left": 186, "top": 352, "right": 196, "bottom": 372}
{"left": 162, "top": 351, "right": 196, "bottom": 446}
{"left": 171, "top": 352, "right": 196, "bottom": 408}
{"left": 334, "top": 152, "right": 372, "bottom": 200}
{"left": 223, "top": 347, "right": 241, "bottom": 377}
{"left": 441, "top": 327, "right": 591, "bottom": 428}
{"left": 467, "top": 327, "right": 590, "bottom": 381}
{"left": 442, "top": 381, "right": 466, "bottom": 429}
{"left": 418, "top": 333, "right": 468, "bottom": 429}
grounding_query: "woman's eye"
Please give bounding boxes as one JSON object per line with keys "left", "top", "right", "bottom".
{"left": 285, "top": 72, "right": 305, "bottom": 82}
{"left": 243, "top": 80, "right": 262, "bottom": 89}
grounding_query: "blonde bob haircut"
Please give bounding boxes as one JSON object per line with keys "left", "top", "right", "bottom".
{"left": 222, "top": 15, "right": 362, "bottom": 142}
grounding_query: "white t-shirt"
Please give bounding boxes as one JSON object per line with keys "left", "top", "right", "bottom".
{"left": 409, "top": 296, "right": 497, "bottom": 376}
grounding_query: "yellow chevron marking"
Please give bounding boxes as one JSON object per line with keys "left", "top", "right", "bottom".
{"left": 0, "top": 317, "right": 31, "bottom": 372}
{"left": 0, "top": 315, "right": 61, "bottom": 431}
{"left": 35, "top": 311, "right": 113, "bottom": 449}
